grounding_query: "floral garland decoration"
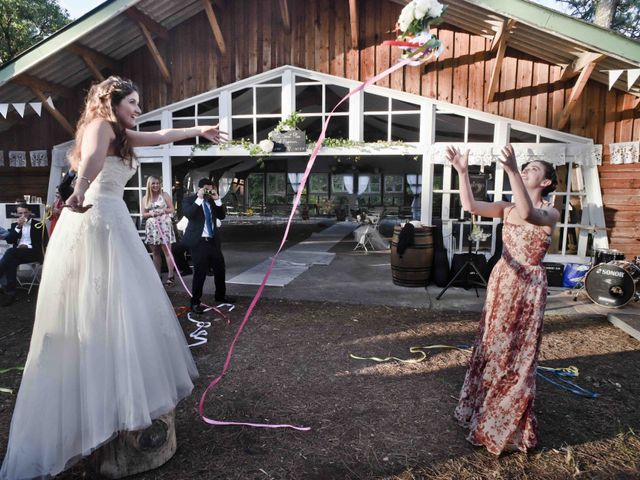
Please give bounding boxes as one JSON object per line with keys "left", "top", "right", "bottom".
{"left": 384, "top": 0, "right": 447, "bottom": 65}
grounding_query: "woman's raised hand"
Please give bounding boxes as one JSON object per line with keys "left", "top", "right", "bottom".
{"left": 446, "top": 146, "right": 470, "bottom": 174}
{"left": 499, "top": 144, "right": 518, "bottom": 174}
{"left": 197, "top": 124, "right": 228, "bottom": 144}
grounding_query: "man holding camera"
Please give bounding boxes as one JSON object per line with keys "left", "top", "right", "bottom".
{"left": 0, "top": 203, "right": 49, "bottom": 306}
{"left": 181, "top": 178, "right": 235, "bottom": 313}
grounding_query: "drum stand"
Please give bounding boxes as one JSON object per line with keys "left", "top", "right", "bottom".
{"left": 436, "top": 243, "right": 487, "bottom": 300}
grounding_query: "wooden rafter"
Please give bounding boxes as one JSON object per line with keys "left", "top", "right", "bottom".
{"left": 29, "top": 86, "right": 74, "bottom": 135}
{"left": 349, "top": 0, "right": 359, "bottom": 49}
{"left": 80, "top": 55, "right": 105, "bottom": 81}
{"left": 12, "top": 74, "right": 72, "bottom": 98}
{"left": 278, "top": 0, "right": 291, "bottom": 33}
{"left": 560, "top": 51, "right": 606, "bottom": 81}
{"left": 125, "top": 7, "right": 169, "bottom": 40}
{"left": 555, "top": 60, "right": 599, "bottom": 130}
{"left": 66, "top": 43, "right": 119, "bottom": 70}
{"left": 486, "top": 18, "right": 516, "bottom": 103}
{"left": 137, "top": 22, "right": 172, "bottom": 83}
{"left": 200, "top": 0, "right": 226, "bottom": 54}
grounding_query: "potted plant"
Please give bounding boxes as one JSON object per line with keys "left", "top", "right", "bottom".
{"left": 268, "top": 112, "right": 306, "bottom": 152}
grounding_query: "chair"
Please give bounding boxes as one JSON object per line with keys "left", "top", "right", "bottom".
{"left": 353, "top": 226, "right": 374, "bottom": 253}
{"left": 17, "top": 262, "right": 42, "bottom": 295}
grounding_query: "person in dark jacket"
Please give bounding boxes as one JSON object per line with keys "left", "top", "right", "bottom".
{"left": 181, "top": 178, "right": 235, "bottom": 313}
{"left": 0, "top": 204, "right": 49, "bottom": 306}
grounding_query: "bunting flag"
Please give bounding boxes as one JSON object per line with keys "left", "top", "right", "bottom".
{"left": 628, "top": 69, "right": 640, "bottom": 91}
{"left": 0, "top": 103, "right": 7, "bottom": 118}
{"left": 46, "top": 96, "right": 54, "bottom": 109}
{"left": 29, "top": 102, "right": 42, "bottom": 116}
{"left": 608, "top": 69, "right": 624, "bottom": 90}
{"left": 12, "top": 103, "right": 26, "bottom": 117}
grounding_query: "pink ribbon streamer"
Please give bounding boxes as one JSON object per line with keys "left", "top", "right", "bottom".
{"left": 197, "top": 53, "right": 427, "bottom": 431}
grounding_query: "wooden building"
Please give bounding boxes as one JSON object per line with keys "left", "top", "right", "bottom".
{"left": 0, "top": 0, "right": 639, "bottom": 262}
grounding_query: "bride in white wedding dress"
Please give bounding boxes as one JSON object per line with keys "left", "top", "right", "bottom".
{"left": 0, "top": 77, "right": 225, "bottom": 480}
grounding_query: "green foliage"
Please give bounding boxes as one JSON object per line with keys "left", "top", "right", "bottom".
{"left": 556, "top": 0, "right": 639, "bottom": 38}
{"left": 269, "top": 111, "right": 303, "bottom": 137}
{"left": 0, "top": 0, "right": 71, "bottom": 64}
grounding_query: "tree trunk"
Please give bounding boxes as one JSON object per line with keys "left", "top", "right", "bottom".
{"left": 594, "top": 0, "right": 620, "bottom": 28}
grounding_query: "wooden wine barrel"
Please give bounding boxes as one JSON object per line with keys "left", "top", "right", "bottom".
{"left": 390, "top": 225, "right": 434, "bottom": 287}
{"left": 91, "top": 410, "right": 177, "bottom": 479}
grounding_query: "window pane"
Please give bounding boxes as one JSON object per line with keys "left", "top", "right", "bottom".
{"left": 198, "top": 98, "right": 219, "bottom": 117}
{"left": 467, "top": 118, "right": 495, "bottom": 142}
{"left": 260, "top": 76, "right": 282, "bottom": 85}
{"left": 232, "top": 88, "right": 253, "bottom": 115}
{"left": 256, "top": 118, "right": 280, "bottom": 141}
{"left": 385, "top": 175, "right": 404, "bottom": 193}
{"left": 299, "top": 115, "right": 322, "bottom": 140}
{"left": 331, "top": 174, "right": 353, "bottom": 193}
{"left": 137, "top": 120, "right": 161, "bottom": 132}
{"left": 173, "top": 119, "right": 196, "bottom": 145}
{"left": 267, "top": 173, "right": 286, "bottom": 194}
{"left": 325, "top": 85, "right": 349, "bottom": 112}
{"left": 435, "top": 113, "right": 465, "bottom": 142}
{"left": 295, "top": 75, "right": 316, "bottom": 83}
{"left": 256, "top": 86, "right": 281, "bottom": 114}
{"left": 363, "top": 115, "right": 388, "bottom": 142}
{"left": 296, "top": 85, "right": 323, "bottom": 113}
{"left": 509, "top": 128, "right": 536, "bottom": 143}
{"left": 539, "top": 136, "right": 563, "bottom": 143}
{"left": 325, "top": 115, "right": 349, "bottom": 138}
{"left": 364, "top": 93, "right": 388, "bottom": 112}
{"left": 232, "top": 117, "right": 253, "bottom": 141}
{"left": 392, "top": 98, "right": 420, "bottom": 111}
{"left": 173, "top": 105, "right": 195, "bottom": 117}
{"left": 197, "top": 118, "right": 220, "bottom": 144}
{"left": 123, "top": 190, "right": 140, "bottom": 214}
{"left": 391, "top": 114, "right": 420, "bottom": 142}
{"left": 309, "top": 174, "right": 328, "bottom": 193}
{"left": 247, "top": 173, "right": 264, "bottom": 208}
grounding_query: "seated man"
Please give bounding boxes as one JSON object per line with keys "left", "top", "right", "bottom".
{"left": 0, "top": 204, "right": 49, "bottom": 306}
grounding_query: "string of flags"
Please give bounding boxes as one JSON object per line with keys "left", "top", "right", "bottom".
{"left": 0, "top": 97, "right": 54, "bottom": 119}
{"left": 606, "top": 68, "right": 640, "bottom": 91}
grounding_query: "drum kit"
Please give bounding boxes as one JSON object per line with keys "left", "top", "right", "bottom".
{"left": 573, "top": 248, "right": 640, "bottom": 308}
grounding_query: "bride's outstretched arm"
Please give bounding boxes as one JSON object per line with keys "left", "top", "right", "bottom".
{"left": 66, "top": 120, "right": 114, "bottom": 211}
{"left": 126, "top": 125, "right": 227, "bottom": 147}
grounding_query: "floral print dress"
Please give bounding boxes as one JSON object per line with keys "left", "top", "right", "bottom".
{"left": 454, "top": 204, "right": 552, "bottom": 455}
{"left": 144, "top": 194, "right": 176, "bottom": 245}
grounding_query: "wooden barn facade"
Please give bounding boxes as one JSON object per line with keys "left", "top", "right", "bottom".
{"left": 0, "top": 0, "right": 639, "bottom": 262}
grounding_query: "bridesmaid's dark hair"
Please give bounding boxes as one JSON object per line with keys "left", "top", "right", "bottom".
{"left": 522, "top": 160, "right": 557, "bottom": 196}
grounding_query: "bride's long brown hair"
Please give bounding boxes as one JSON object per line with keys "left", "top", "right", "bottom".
{"left": 69, "top": 76, "right": 138, "bottom": 170}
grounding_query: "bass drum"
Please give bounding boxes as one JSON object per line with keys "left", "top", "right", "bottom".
{"left": 584, "top": 261, "right": 640, "bottom": 308}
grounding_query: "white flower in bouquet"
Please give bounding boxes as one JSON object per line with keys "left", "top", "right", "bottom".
{"left": 398, "top": 3, "right": 416, "bottom": 32}
{"left": 259, "top": 139, "right": 274, "bottom": 153}
{"left": 469, "top": 223, "right": 491, "bottom": 242}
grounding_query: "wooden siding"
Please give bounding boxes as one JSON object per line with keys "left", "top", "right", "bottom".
{"left": 1, "top": 0, "right": 639, "bottom": 254}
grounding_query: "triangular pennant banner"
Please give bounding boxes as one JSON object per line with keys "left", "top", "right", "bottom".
{"left": 0, "top": 103, "right": 8, "bottom": 118}
{"left": 29, "top": 102, "right": 42, "bottom": 116}
{"left": 627, "top": 69, "right": 640, "bottom": 91}
{"left": 12, "top": 103, "right": 26, "bottom": 118}
{"left": 45, "top": 96, "right": 54, "bottom": 109}
{"left": 608, "top": 69, "right": 624, "bottom": 90}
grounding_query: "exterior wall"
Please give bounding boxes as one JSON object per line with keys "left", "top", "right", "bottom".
{"left": 0, "top": 0, "right": 638, "bottom": 253}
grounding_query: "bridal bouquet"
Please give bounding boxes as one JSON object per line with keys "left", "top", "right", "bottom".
{"left": 391, "top": 0, "right": 447, "bottom": 64}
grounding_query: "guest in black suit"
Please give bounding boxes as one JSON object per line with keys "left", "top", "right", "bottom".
{"left": 182, "top": 178, "right": 234, "bottom": 313}
{"left": 0, "top": 203, "right": 49, "bottom": 306}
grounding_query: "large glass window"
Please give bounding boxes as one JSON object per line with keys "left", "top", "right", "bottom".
{"left": 231, "top": 86, "right": 281, "bottom": 142}
{"left": 363, "top": 94, "right": 421, "bottom": 142}
{"left": 357, "top": 174, "right": 382, "bottom": 206}
{"left": 295, "top": 78, "right": 349, "bottom": 142}
{"left": 171, "top": 98, "right": 221, "bottom": 146}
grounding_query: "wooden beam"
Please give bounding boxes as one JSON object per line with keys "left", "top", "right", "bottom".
{"left": 137, "top": 22, "right": 172, "bottom": 84}
{"left": 278, "top": 0, "right": 291, "bottom": 33}
{"left": 12, "top": 74, "right": 73, "bottom": 98}
{"left": 29, "top": 87, "right": 74, "bottom": 136}
{"left": 80, "top": 54, "right": 105, "bottom": 81}
{"left": 125, "top": 7, "right": 169, "bottom": 40}
{"left": 555, "top": 61, "right": 598, "bottom": 130}
{"left": 349, "top": 0, "right": 359, "bottom": 49}
{"left": 560, "top": 51, "right": 606, "bottom": 81}
{"left": 491, "top": 18, "right": 516, "bottom": 52}
{"left": 66, "top": 43, "right": 119, "bottom": 70}
{"left": 200, "top": 0, "right": 226, "bottom": 54}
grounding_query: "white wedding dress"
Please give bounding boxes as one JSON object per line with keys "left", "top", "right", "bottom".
{"left": 0, "top": 156, "right": 198, "bottom": 479}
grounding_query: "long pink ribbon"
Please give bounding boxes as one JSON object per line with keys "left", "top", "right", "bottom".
{"left": 197, "top": 51, "right": 431, "bottom": 431}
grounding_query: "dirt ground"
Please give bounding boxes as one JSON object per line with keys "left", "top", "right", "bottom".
{"left": 1, "top": 288, "right": 639, "bottom": 479}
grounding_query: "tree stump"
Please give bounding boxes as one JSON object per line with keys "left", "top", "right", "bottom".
{"left": 91, "top": 410, "right": 177, "bottom": 478}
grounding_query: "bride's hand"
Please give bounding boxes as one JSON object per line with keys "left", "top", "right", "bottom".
{"left": 197, "top": 124, "right": 228, "bottom": 144}
{"left": 65, "top": 192, "right": 92, "bottom": 213}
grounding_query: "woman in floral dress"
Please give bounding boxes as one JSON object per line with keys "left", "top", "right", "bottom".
{"left": 447, "top": 144, "right": 560, "bottom": 455}
{"left": 143, "top": 175, "right": 176, "bottom": 286}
